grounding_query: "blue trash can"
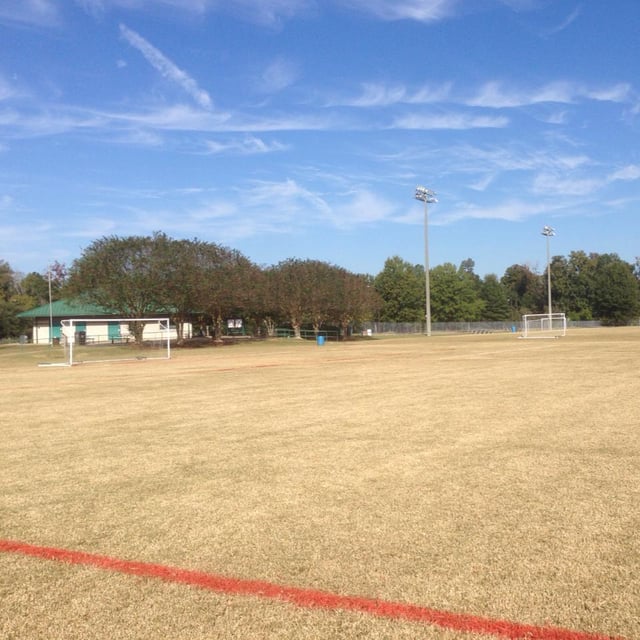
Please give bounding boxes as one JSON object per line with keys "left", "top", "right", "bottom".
{"left": 317, "top": 335, "right": 325, "bottom": 346}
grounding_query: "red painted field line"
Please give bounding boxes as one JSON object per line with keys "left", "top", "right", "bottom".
{"left": 0, "top": 539, "right": 624, "bottom": 640}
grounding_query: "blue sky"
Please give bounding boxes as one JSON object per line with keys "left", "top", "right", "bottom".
{"left": 1, "top": 0, "right": 639, "bottom": 279}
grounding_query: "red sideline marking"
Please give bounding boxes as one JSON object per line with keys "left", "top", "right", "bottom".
{"left": 0, "top": 539, "right": 624, "bottom": 640}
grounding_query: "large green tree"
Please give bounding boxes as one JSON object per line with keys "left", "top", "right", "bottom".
{"left": 548, "top": 251, "right": 596, "bottom": 320}
{"left": 19, "top": 272, "right": 50, "bottom": 307}
{"left": 430, "top": 262, "right": 484, "bottom": 322}
{"left": 592, "top": 254, "right": 640, "bottom": 325}
{"left": 154, "top": 238, "right": 204, "bottom": 341}
{"left": 194, "top": 243, "right": 260, "bottom": 340}
{"left": 268, "top": 258, "right": 313, "bottom": 338}
{"left": 501, "top": 264, "right": 543, "bottom": 316}
{"left": 66, "top": 232, "right": 175, "bottom": 342}
{"left": 266, "top": 259, "right": 341, "bottom": 337}
{"left": 67, "top": 233, "right": 259, "bottom": 342}
{"left": 0, "top": 260, "right": 18, "bottom": 339}
{"left": 334, "top": 271, "right": 381, "bottom": 338}
{"left": 301, "top": 260, "right": 340, "bottom": 335}
{"left": 254, "top": 266, "right": 281, "bottom": 337}
{"left": 374, "top": 256, "right": 425, "bottom": 322}
{"left": 479, "top": 274, "right": 510, "bottom": 320}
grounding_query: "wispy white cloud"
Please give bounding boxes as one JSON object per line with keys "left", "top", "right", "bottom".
{"left": 0, "top": 0, "right": 61, "bottom": 27}
{"left": 107, "top": 128, "right": 165, "bottom": 146}
{"left": 341, "top": 0, "right": 459, "bottom": 22}
{"left": 601, "top": 195, "right": 640, "bottom": 209}
{"left": 0, "top": 75, "right": 627, "bottom": 147}
{"left": 438, "top": 145, "right": 593, "bottom": 192}
{"left": 338, "top": 83, "right": 408, "bottom": 108}
{"left": 526, "top": 162, "right": 640, "bottom": 199}
{"left": 77, "top": 0, "right": 314, "bottom": 26}
{"left": 203, "top": 135, "right": 287, "bottom": 155}
{"left": 144, "top": 178, "right": 332, "bottom": 241}
{"left": 0, "top": 106, "right": 109, "bottom": 138}
{"left": 536, "top": 110, "right": 568, "bottom": 125}
{"left": 217, "top": 0, "right": 315, "bottom": 26}
{"left": 437, "top": 199, "right": 544, "bottom": 225}
{"left": 531, "top": 172, "right": 602, "bottom": 197}
{"left": 393, "top": 112, "right": 509, "bottom": 130}
{"left": 609, "top": 165, "right": 640, "bottom": 182}
{"left": 66, "top": 0, "right": 554, "bottom": 34}
{"left": 408, "top": 83, "right": 454, "bottom": 104}
{"left": 119, "top": 23, "right": 213, "bottom": 110}
{"left": 333, "top": 82, "right": 452, "bottom": 108}
{"left": 74, "top": 0, "right": 106, "bottom": 19}
{"left": 329, "top": 189, "right": 396, "bottom": 227}
{"left": 468, "top": 174, "right": 496, "bottom": 192}
{"left": 496, "top": 0, "right": 540, "bottom": 11}
{"left": 106, "top": 180, "right": 400, "bottom": 242}
{"left": 339, "top": 0, "right": 545, "bottom": 23}
{"left": 0, "top": 100, "right": 336, "bottom": 142}
{"left": 73, "top": 0, "right": 542, "bottom": 28}
{"left": 189, "top": 200, "right": 237, "bottom": 223}
{"left": 584, "top": 84, "right": 632, "bottom": 103}
{"left": 99, "top": 103, "right": 335, "bottom": 133}
{"left": 332, "top": 79, "right": 631, "bottom": 113}
{"left": 259, "top": 57, "right": 300, "bottom": 93}
{"left": 102, "top": 103, "right": 230, "bottom": 130}
{"left": 164, "top": 200, "right": 271, "bottom": 241}
{"left": 542, "top": 6, "right": 582, "bottom": 37}
{"left": 0, "top": 0, "right": 551, "bottom": 37}
{"left": 0, "top": 76, "right": 19, "bottom": 102}
{"left": 467, "top": 80, "right": 632, "bottom": 108}
{"left": 243, "top": 178, "right": 331, "bottom": 218}
{"left": 467, "top": 81, "right": 571, "bottom": 108}
{"left": 77, "top": 0, "right": 212, "bottom": 15}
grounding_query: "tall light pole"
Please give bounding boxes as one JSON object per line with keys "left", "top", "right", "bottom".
{"left": 541, "top": 225, "right": 555, "bottom": 318}
{"left": 48, "top": 265, "right": 53, "bottom": 346}
{"left": 415, "top": 186, "right": 437, "bottom": 336}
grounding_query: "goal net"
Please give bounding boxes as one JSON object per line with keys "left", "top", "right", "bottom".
{"left": 520, "top": 313, "right": 567, "bottom": 339}
{"left": 60, "top": 318, "right": 172, "bottom": 365}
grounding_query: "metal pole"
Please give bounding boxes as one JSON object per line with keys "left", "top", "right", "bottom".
{"left": 415, "top": 186, "right": 437, "bottom": 336}
{"left": 424, "top": 198, "right": 431, "bottom": 337}
{"left": 541, "top": 225, "right": 555, "bottom": 320}
{"left": 48, "top": 267, "right": 53, "bottom": 346}
{"left": 546, "top": 234, "right": 552, "bottom": 318}
{"left": 69, "top": 319, "right": 74, "bottom": 366}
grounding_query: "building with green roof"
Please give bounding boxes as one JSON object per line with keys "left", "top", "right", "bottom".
{"left": 18, "top": 299, "right": 178, "bottom": 345}
{"left": 18, "top": 300, "right": 118, "bottom": 344}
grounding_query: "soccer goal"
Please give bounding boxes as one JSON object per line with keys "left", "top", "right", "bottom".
{"left": 520, "top": 313, "right": 567, "bottom": 339}
{"left": 60, "top": 318, "right": 172, "bottom": 365}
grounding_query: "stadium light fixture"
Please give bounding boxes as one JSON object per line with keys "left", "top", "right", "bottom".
{"left": 415, "top": 186, "right": 438, "bottom": 336}
{"left": 541, "top": 225, "right": 555, "bottom": 318}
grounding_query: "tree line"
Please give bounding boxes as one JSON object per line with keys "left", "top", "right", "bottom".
{"left": 2, "top": 233, "right": 639, "bottom": 341}
{"left": 376, "top": 252, "right": 640, "bottom": 326}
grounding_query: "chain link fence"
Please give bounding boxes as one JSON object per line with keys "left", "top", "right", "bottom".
{"left": 361, "top": 320, "right": 604, "bottom": 334}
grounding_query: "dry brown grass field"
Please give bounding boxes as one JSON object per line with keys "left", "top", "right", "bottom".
{"left": 1, "top": 329, "right": 639, "bottom": 639}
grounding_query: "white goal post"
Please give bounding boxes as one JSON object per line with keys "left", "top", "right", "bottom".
{"left": 520, "top": 313, "right": 567, "bottom": 339}
{"left": 60, "top": 318, "right": 172, "bottom": 365}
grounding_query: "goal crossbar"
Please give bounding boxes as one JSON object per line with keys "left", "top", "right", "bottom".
{"left": 520, "top": 313, "right": 566, "bottom": 339}
{"left": 60, "top": 317, "right": 172, "bottom": 365}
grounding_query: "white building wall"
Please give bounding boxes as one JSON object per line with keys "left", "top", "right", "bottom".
{"left": 30, "top": 319, "right": 188, "bottom": 344}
